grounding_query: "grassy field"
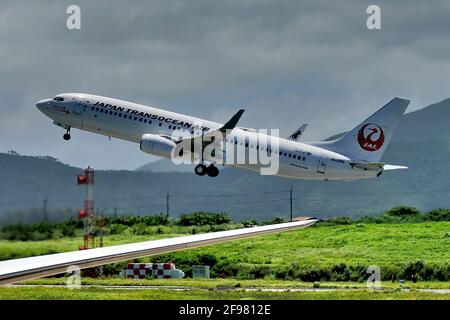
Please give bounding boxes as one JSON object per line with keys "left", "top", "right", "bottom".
{"left": 20, "top": 277, "right": 450, "bottom": 289}
{"left": 1, "top": 222, "right": 448, "bottom": 271}
{"left": 174, "top": 222, "right": 450, "bottom": 268}
{"left": 0, "top": 221, "right": 448, "bottom": 299}
{"left": 0, "top": 286, "right": 448, "bottom": 300}
{"left": 1, "top": 222, "right": 449, "bottom": 263}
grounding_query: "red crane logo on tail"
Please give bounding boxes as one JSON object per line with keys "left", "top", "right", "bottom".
{"left": 357, "top": 123, "right": 384, "bottom": 151}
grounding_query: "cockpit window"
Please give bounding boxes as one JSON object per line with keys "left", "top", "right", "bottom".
{"left": 53, "top": 97, "right": 64, "bottom": 102}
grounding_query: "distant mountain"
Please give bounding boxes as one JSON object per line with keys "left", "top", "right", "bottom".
{"left": 136, "top": 159, "right": 195, "bottom": 173}
{"left": 1, "top": 98, "right": 450, "bottom": 224}
{"left": 323, "top": 98, "right": 450, "bottom": 143}
{"left": 394, "top": 98, "right": 450, "bottom": 143}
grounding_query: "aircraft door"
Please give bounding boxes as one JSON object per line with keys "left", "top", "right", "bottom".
{"left": 317, "top": 156, "right": 328, "bottom": 174}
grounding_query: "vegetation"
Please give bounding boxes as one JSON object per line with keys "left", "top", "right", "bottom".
{"left": 322, "top": 206, "right": 450, "bottom": 225}
{"left": 22, "top": 277, "right": 450, "bottom": 290}
{"left": 147, "top": 222, "right": 449, "bottom": 282}
{"left": 1, "top": 206, "right": 447, "bottom": 241}
{"left": 105, "top": 213, "right": 171, "bottom": 226}
{"left": 0, "top": 207, "right": 448, "bottom": 283}
{"left": 0, "top": 286, "right": 448, "bottom": 300}
{"left": 0, "top": 221, "right": 78, "bottom": 241}
{"left": 178, "top": 212, "right": 231, "bottom": 226}
{"left": 0, "top": 212, "right": 233, "bottom": 241}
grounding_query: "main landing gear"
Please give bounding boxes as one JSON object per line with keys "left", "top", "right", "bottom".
{"left": 195, "top": 164, "right": 219, "bottom": 177}
{"left": 63, "top": 127, "right": 71, "bottom": 141}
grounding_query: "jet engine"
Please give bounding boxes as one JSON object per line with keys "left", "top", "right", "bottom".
{"left": 140, "top": 134, "right": 176, "bottom": 158}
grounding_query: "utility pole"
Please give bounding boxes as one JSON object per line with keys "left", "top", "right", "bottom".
{"left": 166, "top": 191, "right": 170, "bottom": 216}
{"left": 289, "top": 185, "right": 293, "bottom": 222}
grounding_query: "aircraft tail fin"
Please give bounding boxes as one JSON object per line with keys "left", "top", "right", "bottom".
{"left": 312, "top": 98, "right": 410, "bottom": 162}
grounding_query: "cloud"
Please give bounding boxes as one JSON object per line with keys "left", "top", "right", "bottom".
{"left": 0, "top": 0, "right": 449, "bottom": 168}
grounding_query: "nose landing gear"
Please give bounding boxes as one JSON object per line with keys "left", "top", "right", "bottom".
{"left": 194, "top": 163, "right": 219, "bottom": 177}
{"left": 63, "top": 127, "right": 71, "bottom": 141}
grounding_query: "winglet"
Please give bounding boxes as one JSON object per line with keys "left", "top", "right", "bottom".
{"left": 288, "top": 123, "right": 308, "bottom": 141}
{"left": 219, "top": 109, "right": 245, "bottom": 133}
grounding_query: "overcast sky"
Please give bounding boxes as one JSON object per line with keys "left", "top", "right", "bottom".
{"left": 1, "top": 0, "right": 450, "bottom": 169}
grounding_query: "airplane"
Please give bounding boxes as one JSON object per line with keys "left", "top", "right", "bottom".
{"left": 36, "top": 94, "right": 410, "bottom": 180}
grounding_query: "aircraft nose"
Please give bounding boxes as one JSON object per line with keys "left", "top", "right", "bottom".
{"left": 36, "top": 98, "right": 51, "bottom": 111}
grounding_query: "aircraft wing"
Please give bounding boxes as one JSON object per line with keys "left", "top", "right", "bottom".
{"left": 0, "top": 219, "right": 317, "bottom": 285}
{"left": 173, "top": 109, "right": 245, "bottom": 160}
{"left": 186, "top": 109, "right": 245, "bottom": 142}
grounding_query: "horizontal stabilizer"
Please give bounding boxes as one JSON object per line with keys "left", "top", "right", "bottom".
{"left": 383, "top": 164, "right": 408, "bottom": 171}
{"left": 350, "top": 162, "right": 384, "bottom": 170}
{"left": 350, "top": 162, "right": 408, "bottom": 171}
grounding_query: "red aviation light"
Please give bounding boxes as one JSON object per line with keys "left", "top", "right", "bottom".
{"left": 77, "top": 175, "right": 87, "bottom": 185}
{"left": 78, "top": 209, "right": 88, "bottom": 219}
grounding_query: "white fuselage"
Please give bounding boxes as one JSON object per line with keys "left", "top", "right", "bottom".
{"left": 36, "top": 93, "right": 377, "bottom": 180}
